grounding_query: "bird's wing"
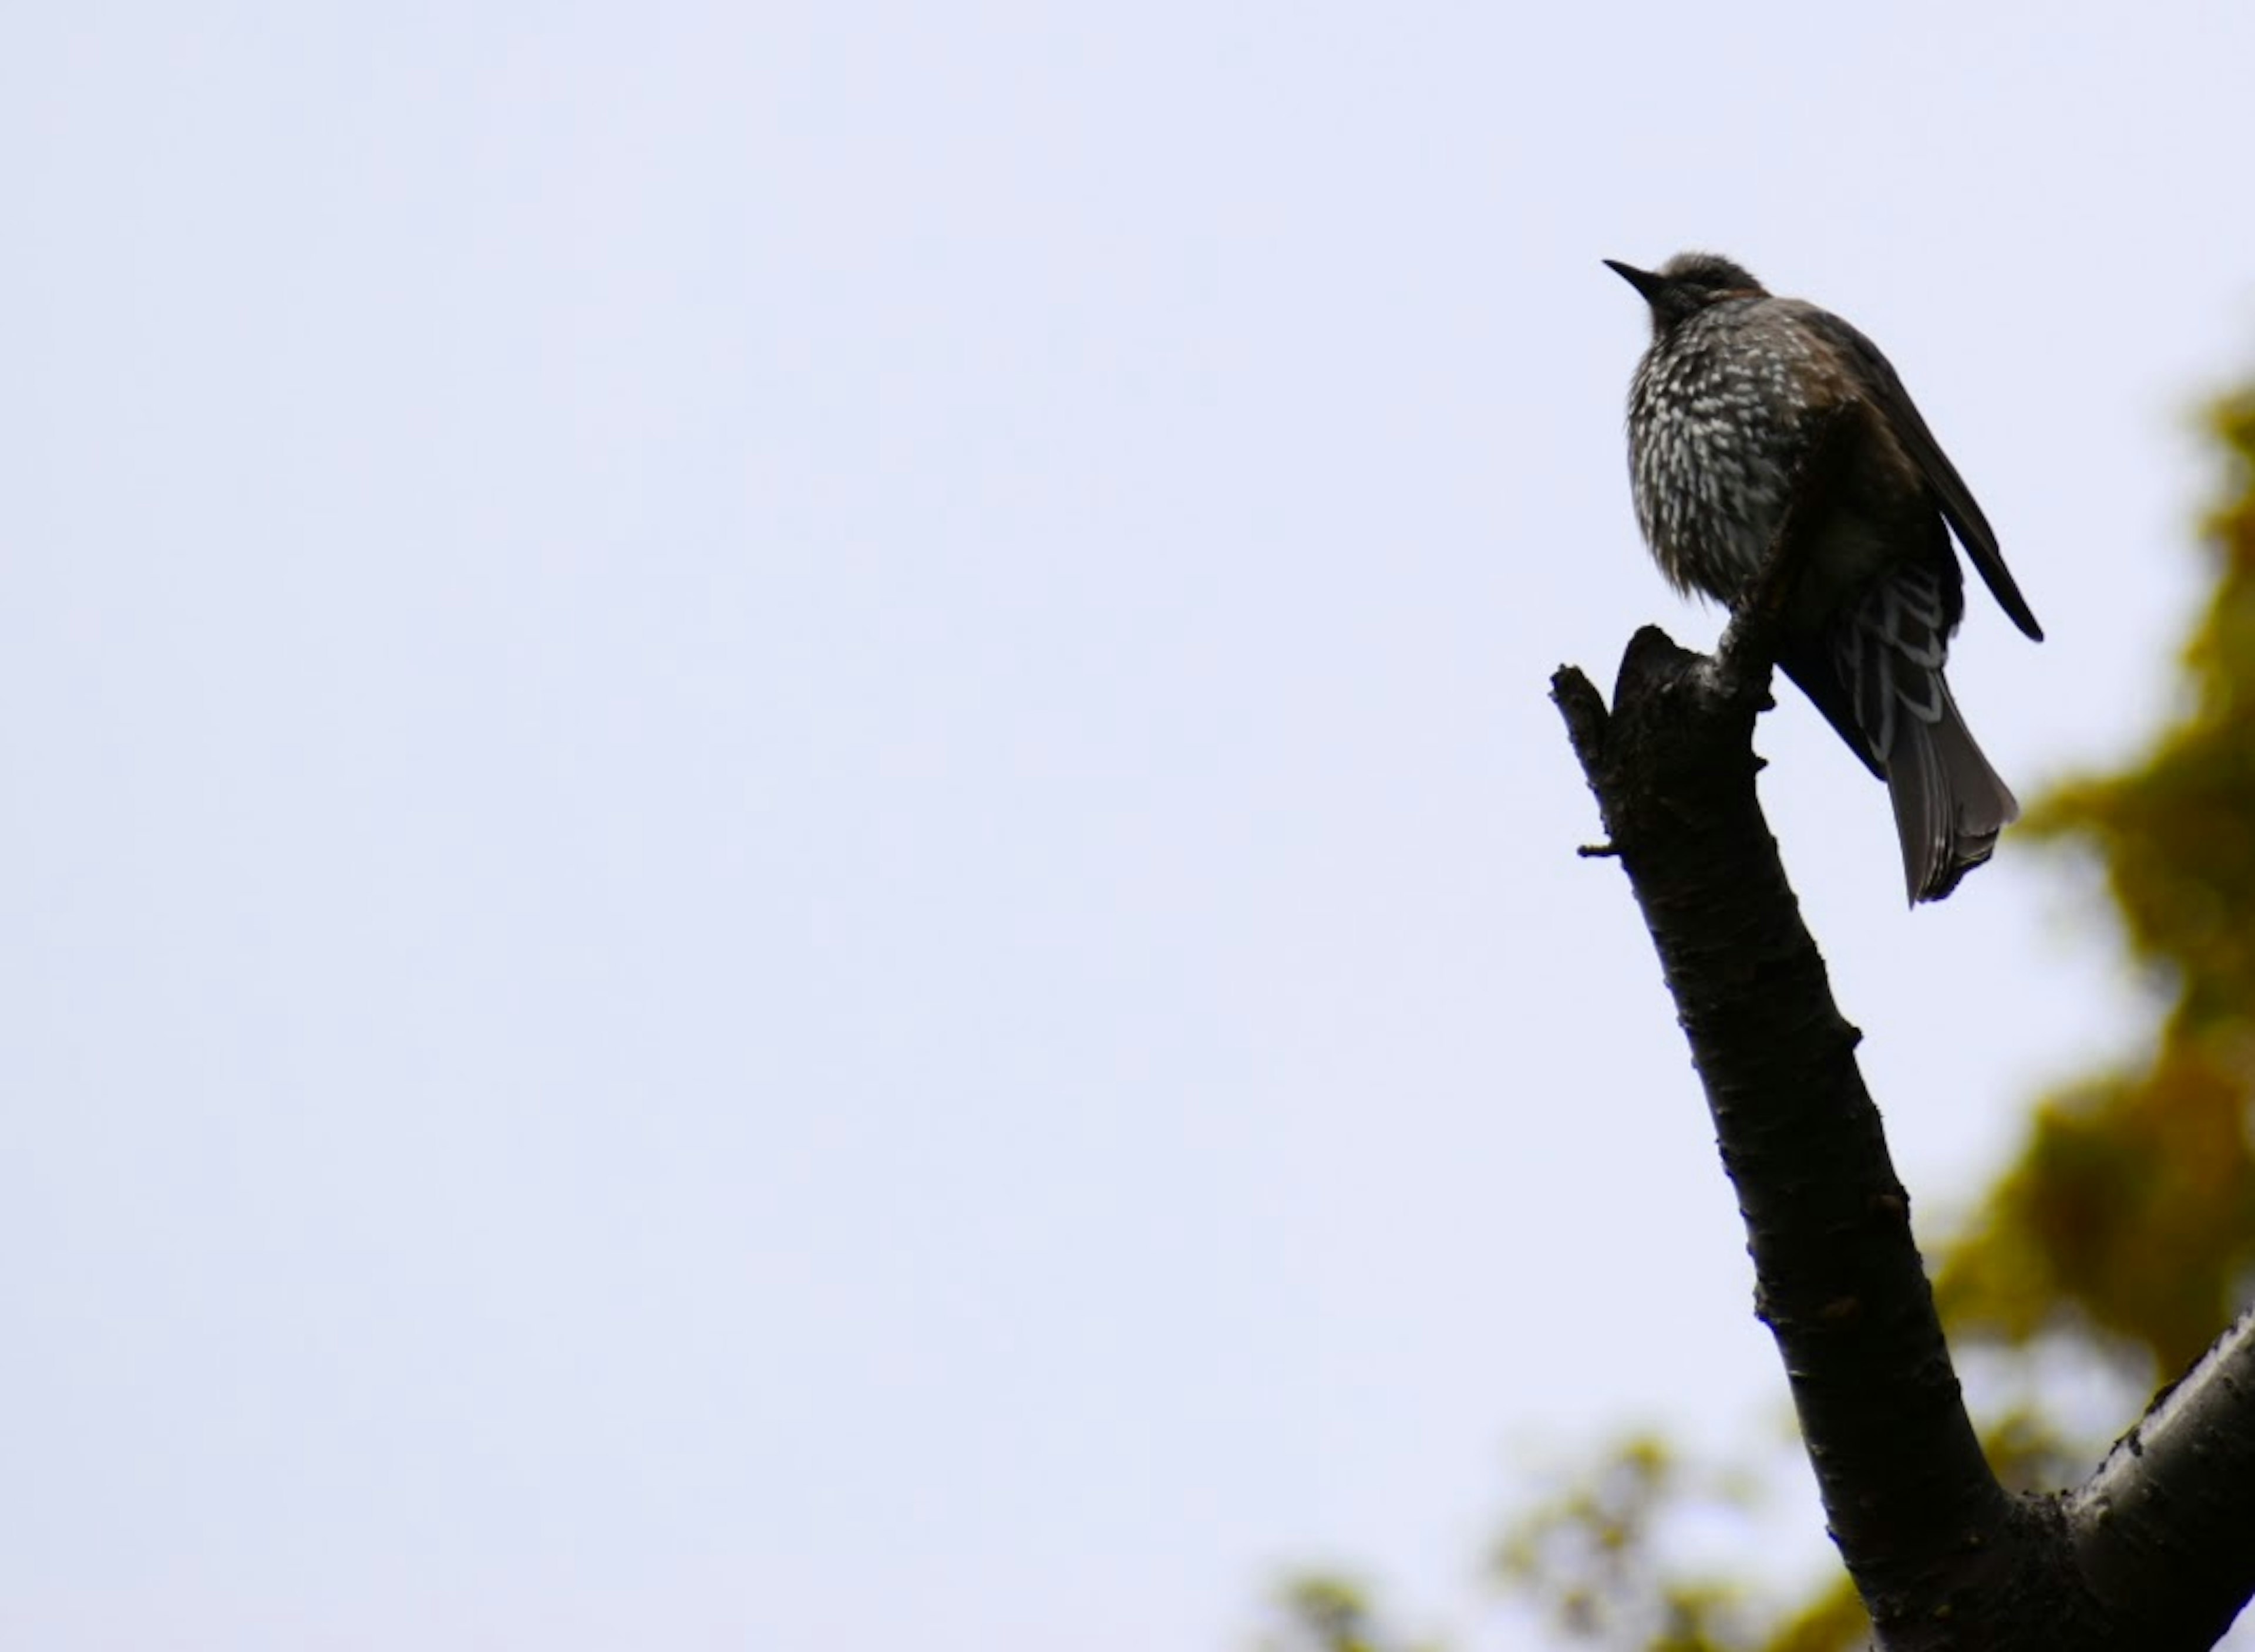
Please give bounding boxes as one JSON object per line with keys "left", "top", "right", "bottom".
{"left": 1789, "top": 302, "right": 2044, "bottom": 642}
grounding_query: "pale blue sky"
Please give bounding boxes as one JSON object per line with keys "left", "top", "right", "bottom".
{"left": 1, "top": 5, "right": 2246, "bottom": 1649}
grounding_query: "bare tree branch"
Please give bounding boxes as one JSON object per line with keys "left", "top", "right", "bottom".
{"left": 1551, "top": 632, "right": 2041, "bottom": 1648}
{"left": 1549, "top": 429, "right": 2255, "bottom": 1646}
{"left": 2072, "top": 1305, "right": 2255, "bottom": 1646}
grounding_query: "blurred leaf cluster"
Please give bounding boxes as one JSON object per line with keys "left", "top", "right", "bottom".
{"left": 1253, "top": 1574, "right": 1442, "bottom": 1652}
{"left": 1940, "top": 389, "right": 2255, "bottom": 1377}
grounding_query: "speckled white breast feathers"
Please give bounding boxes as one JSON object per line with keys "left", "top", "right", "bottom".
{"left": 1625, "top": 299, "right": 1823, "bottom": 604}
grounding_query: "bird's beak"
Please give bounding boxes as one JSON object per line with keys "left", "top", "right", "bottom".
{"left": 1603, "top": 259, "right": 1667, "bottom": 306}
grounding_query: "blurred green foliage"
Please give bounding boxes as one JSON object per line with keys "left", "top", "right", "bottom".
{"left": 1940, "top": 390, "right": 2255, "bottom": 1377}
{"left": 1254, "top": 1574, "right": 1440, "bottom": 1652}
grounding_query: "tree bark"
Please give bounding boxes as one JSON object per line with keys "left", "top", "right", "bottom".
{"left": 2073, "top": 1304, "right": 2255, "bottom": 1646}
{"left": 1550, "top": 628, "right": 2255, "bottom": 1648}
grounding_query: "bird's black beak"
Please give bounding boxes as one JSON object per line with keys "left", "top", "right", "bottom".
{"left": 1603, "top": 259, "right": 1667, "bottom": 306}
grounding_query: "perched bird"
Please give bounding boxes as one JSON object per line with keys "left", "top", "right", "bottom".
{"left": 1604, "top": 252, "right": 2043, "bottom": 903}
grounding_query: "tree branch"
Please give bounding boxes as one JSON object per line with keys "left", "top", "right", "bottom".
{"left": 1547, "top": 409, "right": 2255, "bottom": 1646}
{"left": 1550, "top": 632, "right": 2037, "bottom": 1647}
{"left": 2072, "top": 1305, "right": 2255, "bottom": 1645}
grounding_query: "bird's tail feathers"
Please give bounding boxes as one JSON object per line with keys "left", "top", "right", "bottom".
{"left": 1838, "top": 565, "right": 2017, "bottom": 903}
{"left": 1883, "top": 673, "right": 2017, "bottom": 903}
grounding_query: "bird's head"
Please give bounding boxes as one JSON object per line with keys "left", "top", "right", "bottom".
{"left": 1604, "top": 252, "right": 1768, "bottom": 335}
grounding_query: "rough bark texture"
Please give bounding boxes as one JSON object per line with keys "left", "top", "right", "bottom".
{"left": 1552, "top": 521, "right": 2255, "bottom": 1646}
{"left": 2074, "top": 1305, "right": 2255, "bottom": 1646}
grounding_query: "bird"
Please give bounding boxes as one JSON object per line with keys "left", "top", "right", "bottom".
{"left": 1603, "top": 251, "right": 2042, "bottom": 903}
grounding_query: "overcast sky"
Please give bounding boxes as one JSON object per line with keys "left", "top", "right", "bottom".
{"left": 3, "top": 6, "right": 2250, "bottom": 1650}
